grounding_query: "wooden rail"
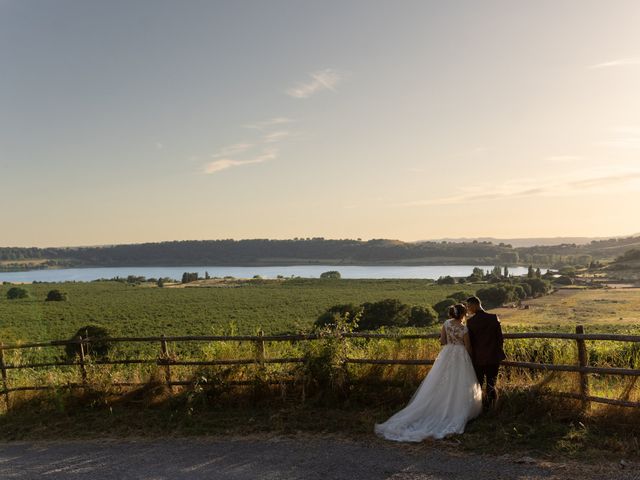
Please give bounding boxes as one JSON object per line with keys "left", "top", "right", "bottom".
{"left": 0, "top": 325, "right": 638, "bottom": 409}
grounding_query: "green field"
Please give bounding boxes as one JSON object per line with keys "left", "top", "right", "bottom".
{"left": 0, "top": 279, "right": 470, "bottom": 343}
{"left": 0, "top": 279, "right": 639, "bottom": 459}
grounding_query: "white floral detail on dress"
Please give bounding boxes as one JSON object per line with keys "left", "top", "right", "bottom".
{"left": 444, "top": 319, "right": 467, "bottom": 345}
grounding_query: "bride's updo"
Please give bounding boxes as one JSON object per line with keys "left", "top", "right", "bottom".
{"left": 448, "top": 303, "right": 467, "bottom": 320}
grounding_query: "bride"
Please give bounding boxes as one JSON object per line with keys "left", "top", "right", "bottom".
{"left": 374, "top": 303, "right": 482, "bottom": 442}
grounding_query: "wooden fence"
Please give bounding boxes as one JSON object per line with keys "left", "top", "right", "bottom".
{"left": 0, "top": 325, "right": 639, "bottom": 409}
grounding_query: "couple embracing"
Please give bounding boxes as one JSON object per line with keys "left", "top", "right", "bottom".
{"left": 374, "top": 296, "right": 506, "bottom": 442}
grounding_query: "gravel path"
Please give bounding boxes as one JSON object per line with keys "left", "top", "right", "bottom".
{"left": 0, "top": 433, "right": 637, "bottom": 480}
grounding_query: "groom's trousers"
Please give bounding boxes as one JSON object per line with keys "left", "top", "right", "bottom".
{"left": 474, "top": 364, "right": 499, "bottom": 404}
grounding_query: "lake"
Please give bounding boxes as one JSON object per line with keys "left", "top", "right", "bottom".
{"left": 0, "top": 265, "right": 532, "bottom": 283}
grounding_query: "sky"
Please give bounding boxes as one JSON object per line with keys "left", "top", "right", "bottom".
{"left": 2, "top": 0, "right": 640, "bottom": 247}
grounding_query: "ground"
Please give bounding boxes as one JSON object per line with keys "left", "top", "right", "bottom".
{"left": 495, "top": 287, "right": 640, "bottom": 330}
{"left": 1, "top": 433, "right": 637, "bottom": 480}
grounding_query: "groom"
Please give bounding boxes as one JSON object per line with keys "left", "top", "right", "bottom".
{"left": 465, "top": 296, "right": 506, "bottom": 407}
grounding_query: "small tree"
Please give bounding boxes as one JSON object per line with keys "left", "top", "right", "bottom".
{"left": 436, "top": 275, "right": 456, "bottom": 285}
{"left": 315, "top": 303, "right": 363, "bottom": 329}
{"left": 6, "top": 287, "right": 28, "bottom": 300}
{"left": 65, "top": 324, "right": 112, "bottom": 360}
{"left": 433, "top": 298, "right": 457, "bottom": 319}
{"left": 408, "top": 305, "right": 438, "bottom": 327}
{"left": 448, "top": 291, "right": 473, "bottom": 302}
{"left": 181, "top": 272, "right": 198, "bottom": 283}
{"left": 45, "top": 289, "right": 67, "bottom": 302}
{"left": 320, "top": 270, "right": 341, "bottom": 279}
{"left": 358, "top": 299, "right": 411, "bottom": 330}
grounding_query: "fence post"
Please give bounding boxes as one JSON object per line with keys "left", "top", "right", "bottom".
{"left": 575, "top": 325, "right": 590, "bottom": 408}
{"left": 160, "top": 335, "right": 173, "bottom": 391}
{"left": 256, "top": 330, "right": 266, "bottom": 366}
{"left": 0, "top": 343, "right": 10, "bottom": 408}
{"left": 78, "top": 336, "right": 88, "bottom": 386}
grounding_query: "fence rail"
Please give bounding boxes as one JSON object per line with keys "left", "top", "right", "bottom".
{"left": 0, "top": 325, "right": 639, "bottom": 409}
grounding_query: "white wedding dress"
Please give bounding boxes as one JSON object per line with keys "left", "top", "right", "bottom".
{"left": 374, "top": 319, "right": 483, "bottom": 442}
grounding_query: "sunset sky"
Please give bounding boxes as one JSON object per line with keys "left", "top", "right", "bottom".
{"left": 2, "top": 1, "right": 640, "bottom": 247}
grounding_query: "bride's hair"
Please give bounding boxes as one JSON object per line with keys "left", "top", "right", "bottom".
{"left": 448, "top": 303, "right": 467, "bottom": 320}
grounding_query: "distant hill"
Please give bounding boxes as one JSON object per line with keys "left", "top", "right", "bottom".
{"left": 2, "top": 235, "right": 640, "bottom": 270}
{"left": 420, "top": 236, "right": 635, "bottom": 248}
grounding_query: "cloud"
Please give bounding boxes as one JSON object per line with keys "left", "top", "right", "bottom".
{"left": 597, "top": 138, "right": 640, "bottom": 149}
{"left": 596, "top": 127, "right": 640, "bottom": 149}
{"left": 156, "top": 142, "right": 164, "bottom": 150}
{"left": 204, "top": 149, "right": 278, "bottom": 174}
{"left": 204, "top": 114, "right": 295, "bottom": 175}
{"left": 545, "top": 155, "right": 583, "bottom": 162}
{"left": 211, "top": 143, "right": 253, "bottom": 158}
{"left": 263, "top": 131, "right": 290, "bottom": 143}
{"left": 286, "top": 69, "right": 342, "bottom": 99}
{"left": 244, "top": 117, "right": 294, "bottom": 130}
{"left": 394, "top": 170, "right": 640, "bottom": 207}
{"left": 589, "top": 57, "right": 640, "bottom": 69}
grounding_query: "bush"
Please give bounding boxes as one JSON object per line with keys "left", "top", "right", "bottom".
{"left": 433, "top": 298, "right": 457, "bottom": 319}
{"left": 436, "top": 275, "right": 456, "bottom": 285}
{"left": 448, "top": 291, "right": 473, "bottom": 302}
{"left": 65, "top": 324, "right": 112, "bottom": 360}
{"left": 554, "top": 275, "right": 574, "bottom": 286}
{"left": 316, "top": 299, "right": 437, "bottom": 331}
{"left": 408, "top": 305, "right": 438, "bottom": 326}
{"left": 320, "top": 271, "right": 341, "bottom": 279}
{"left": 315, "top": 303, "right": 363, "bottom": 329}
{"left": 45, "top": 289, "right": 67, "bottom": 302}
{"left": 359, "top": 299, "right": 411, "bottom": 330}
{"left": 6, "top": 287, "right": 28, "bottom": 300}
{"left": 522, "top": 278, "right": 552, "bottom": 297}
{"left": 182, "top": 272, "right": 198, "bottom": 283}
{"left": 512, "top": 284, "right": 527, "bottom": 300}
{"left": 476, "top": 285, "right": 511, "bottom": 309}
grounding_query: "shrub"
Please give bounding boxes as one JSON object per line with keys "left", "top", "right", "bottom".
{"left": 65, "top": 324, "right": 112, "bottom": 360}
{"left": 522, "top": 278, "right": 552, "bottom": 297}
{"left": 45, "top": 289, "right": 67, "bottom": 302}
{"left": 448, "top": 291, "right": 473, "bottom": 302}
{"left": 358, "top": 299, "right": 411, "bottom": 330}
{"left": 316, "top": 299, "right": 439, "bottom": 331}
{"left": 554, "top": 275, "right": 574, "bottom": 286}
{"left": 6, "top": 287, "right": 28, "bottom": 300}
{"left": 315, "top": 303, "right": 363, "bottom": 329}
{"left": 433, "top": 298, "right": 457, "bottom": 319}
{"left": 408, "top": 305, "right": 438, "bottom": 326}
{"left": 512, "top": 284, "right": 527, "bottom": 300}
{"left": 476, "top": 285, "right": 511, "bottom": 309}
{"left": 320, "top": 270, "right": 341, "bottom": 279}
{"left": 436, "top": 275, "right": 456, "bottom": 285}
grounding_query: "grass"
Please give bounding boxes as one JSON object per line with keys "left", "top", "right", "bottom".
{"left": 495, "top": 287, "right": 640, "bottom": 331}
{"left": 0, "top": 377, "right": 638, "bottom": 462}
{"left": 0, "top": 279, "right": 467, "bottom": 342}
{"left": 0, "top": 280, "right": 639, "bottom": 460}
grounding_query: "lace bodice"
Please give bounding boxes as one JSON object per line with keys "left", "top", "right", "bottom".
{"left": 444, "top": 319, "right": 467, "bottom": 345}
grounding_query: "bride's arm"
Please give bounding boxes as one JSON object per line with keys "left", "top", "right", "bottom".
{"left": 463, "top": 332, "right": 472, "bottom": 356}
{"left": 439, "top": 324, "right": 447, "bottom": 345}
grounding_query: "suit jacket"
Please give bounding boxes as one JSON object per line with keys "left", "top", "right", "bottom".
{"left": 466, "top": 310, "right": 506, "bottom": 366}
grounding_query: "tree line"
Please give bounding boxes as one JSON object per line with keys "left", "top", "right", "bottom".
{"left": 2, "top": 236, "right": 639, "bottom": 269}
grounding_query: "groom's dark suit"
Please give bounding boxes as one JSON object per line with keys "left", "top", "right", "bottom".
{"left": 466, "top": 309, "right": 506, "bottom": 404}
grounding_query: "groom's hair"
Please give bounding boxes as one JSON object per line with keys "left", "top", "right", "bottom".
{"left": 466, "top": 296, "right": 482, "bottom": 307}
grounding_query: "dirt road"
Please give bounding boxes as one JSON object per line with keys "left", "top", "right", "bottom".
{"left": 0, "top": 433, "right": 636, "bottom": 479}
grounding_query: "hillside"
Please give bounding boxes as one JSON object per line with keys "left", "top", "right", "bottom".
{"left": 2, "top": 236, "right": 640, "bottom": 270}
